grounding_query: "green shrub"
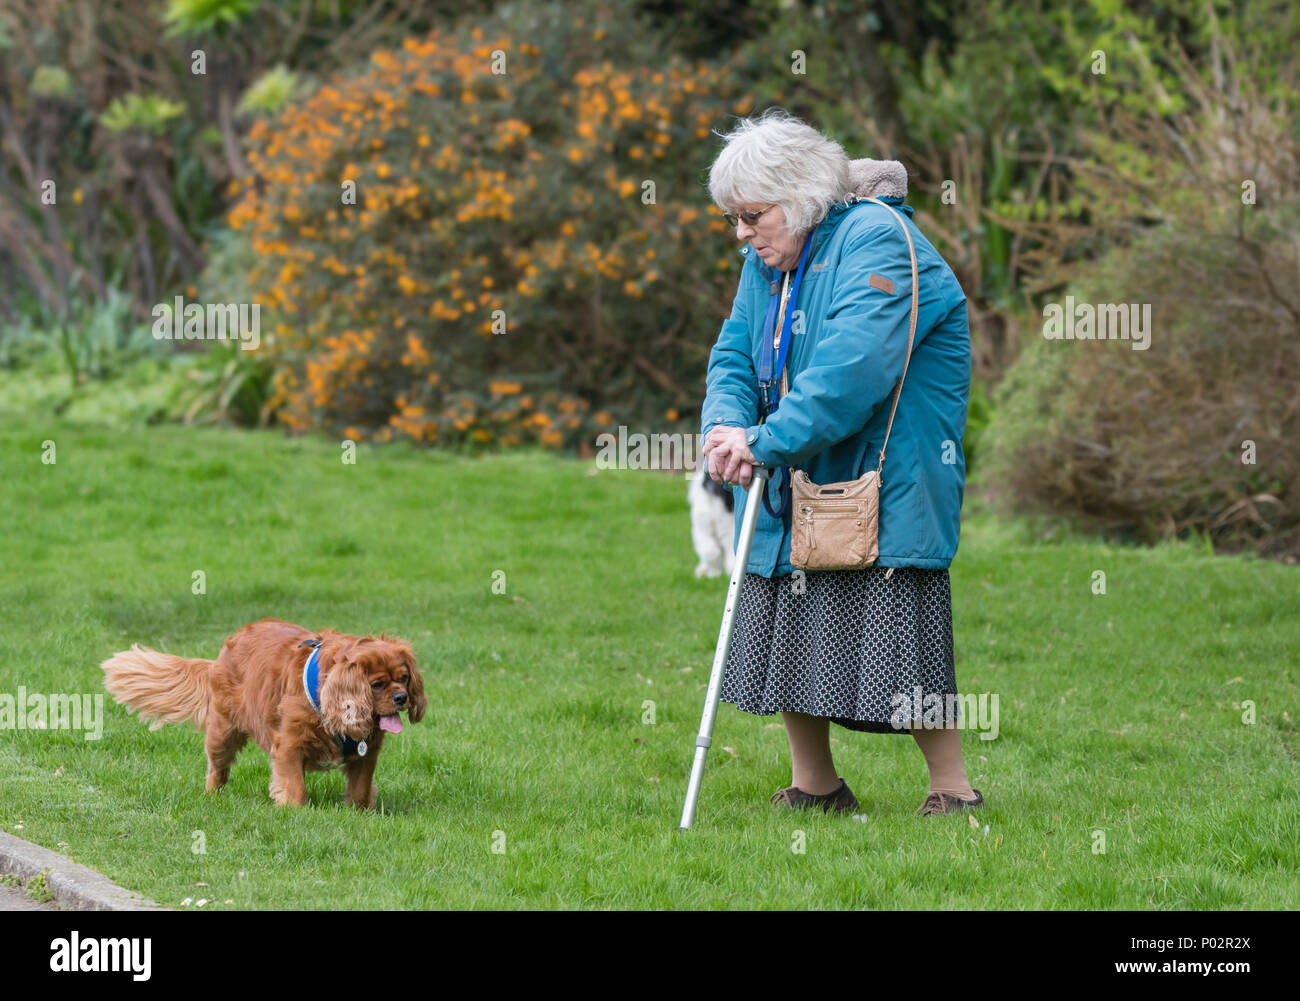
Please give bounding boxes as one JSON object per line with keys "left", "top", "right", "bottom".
{"left": 982, "top": 202, "right": 1300, "bottom": 555}
{"left": 1, "top": 286, "right": 162, "bottom": 385}
{"left": 171, "top": 340, "right": 276, "bottom": 427}
{"left": 237, "top": 65, "right": 308, "bottom": 116}
{"left": 0, "top": 357, "right": 195, "bottom": 426}
{"left": 99, "top": 93, "right": 186, "bottom": 135}
{"left": 980, "top": 22, "right": 1300, "bottom": 558}
{"left": 963, "top": 378, "right": 993, "bottom": 477}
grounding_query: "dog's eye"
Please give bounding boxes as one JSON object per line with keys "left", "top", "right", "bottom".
{"left": 400, "top": 675, "right": 409, "bottom": 685}
{"left": 370, "top": 680, "right": 384, "bottom": 691}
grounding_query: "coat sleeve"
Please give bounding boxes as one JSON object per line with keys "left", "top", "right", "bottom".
{"left": 744, "top": 218, "right": 923, "bottom": 468}
{"left": 700, "top": 273, "right": 761, "bottom": 438}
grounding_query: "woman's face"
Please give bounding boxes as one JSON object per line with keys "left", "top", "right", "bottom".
{"left": 732, "top": 202, "right": 806, "bottom": 272}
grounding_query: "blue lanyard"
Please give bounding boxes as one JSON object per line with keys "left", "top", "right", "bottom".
{"left": 756, "top": 232, "right": 813, "bottom": 415}
{"left": 753, "top": 233, "right": 813, "bottom": 521}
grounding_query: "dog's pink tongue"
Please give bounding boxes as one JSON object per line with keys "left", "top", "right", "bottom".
{"left": 379, "top": 715, "right": 403, "bottom": 734}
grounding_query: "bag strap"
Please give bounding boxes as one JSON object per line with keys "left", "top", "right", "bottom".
{"left": 860, "top": 196, "right": 920, "bottom": 478}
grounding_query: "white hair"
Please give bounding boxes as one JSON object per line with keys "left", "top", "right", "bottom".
{"left": 707, "top": 108, "right": 852, "bottom": 239}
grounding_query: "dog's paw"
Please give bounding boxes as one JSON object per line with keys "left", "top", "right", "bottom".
{"left": 695, "top": 562, "right": 722, "bottom": 579}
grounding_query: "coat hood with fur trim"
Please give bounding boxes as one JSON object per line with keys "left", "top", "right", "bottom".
{"left": 846, "top": 157, "right": 908, "bottom": 200}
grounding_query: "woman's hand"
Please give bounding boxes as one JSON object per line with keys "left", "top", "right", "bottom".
{"left": 703, "top": 426, "right": 757, "bottom": 488}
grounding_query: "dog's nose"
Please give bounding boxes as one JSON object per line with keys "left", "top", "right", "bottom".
{"left": 393, "top": 691, "right": 407, "bottom": 707}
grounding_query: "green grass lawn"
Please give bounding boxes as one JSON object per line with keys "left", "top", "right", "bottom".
{"left": 1, "top": 414, "right": 1297, "bottom": 909}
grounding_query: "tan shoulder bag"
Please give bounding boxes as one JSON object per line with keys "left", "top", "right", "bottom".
{"left": 789, "top": 196, "right": 920, "bottom": 571}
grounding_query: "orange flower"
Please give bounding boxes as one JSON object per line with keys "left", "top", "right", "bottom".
{"left": 405, "top": 333, "right": 430, "bottom": 365}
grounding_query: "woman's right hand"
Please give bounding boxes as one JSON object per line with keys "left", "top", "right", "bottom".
{"left": 705, "top": 432, "right": 755, "bottom": 489}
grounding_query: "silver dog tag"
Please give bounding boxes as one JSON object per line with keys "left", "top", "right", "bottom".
{"left": 356, "top": 740, "right": 367, "bottom": 757}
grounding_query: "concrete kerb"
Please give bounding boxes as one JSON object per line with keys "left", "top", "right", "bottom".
{"left": 0, "top": 830, "right": 167, "bottom": 911}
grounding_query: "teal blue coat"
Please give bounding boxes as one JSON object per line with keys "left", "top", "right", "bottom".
{"left": 701, "top": 197, "right": 970, "bottom": 575}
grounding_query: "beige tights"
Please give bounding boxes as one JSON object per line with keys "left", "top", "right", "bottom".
{"left": 782, "top": 711, "right": 975, "bottom": 799}
{"left": 909, "top": 724, "right": 976, "bottom": 798}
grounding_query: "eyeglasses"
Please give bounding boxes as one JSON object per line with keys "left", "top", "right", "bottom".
{"left": 722, "top": 204, "right": 778, "bottom": 228}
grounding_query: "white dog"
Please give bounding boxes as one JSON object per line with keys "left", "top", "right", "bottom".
{"left": 688, "top": 465, "right": 736, "bottom": 578}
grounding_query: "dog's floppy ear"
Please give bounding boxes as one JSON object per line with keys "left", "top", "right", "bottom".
{"left": 399, "top": 642, "right": 427, "bottom": 724}
{"left": 319, "top": 643, "right": 373, "bottom": 740}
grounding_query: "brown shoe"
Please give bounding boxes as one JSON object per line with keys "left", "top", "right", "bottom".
{"left": 770, "top": 778, "right": 860, "bottom": 814}
{"left": 916, "top": 789, "right": 983, "bottom": 816}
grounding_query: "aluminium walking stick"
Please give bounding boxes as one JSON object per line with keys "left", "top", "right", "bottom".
{"left": 679, "top": 464, "right": 770, "bottom": 831}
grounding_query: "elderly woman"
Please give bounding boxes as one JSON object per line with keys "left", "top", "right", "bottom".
{"left": 700, "top": 109, "right": 982, "bottom": 817}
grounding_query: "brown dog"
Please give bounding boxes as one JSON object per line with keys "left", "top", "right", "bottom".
{"left": 100, "top": 619, "right": 426, "bottom": 809}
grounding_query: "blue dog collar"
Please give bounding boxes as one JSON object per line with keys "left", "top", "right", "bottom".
{"left": 300, "top": 639, "right": 365, "bottom": 757}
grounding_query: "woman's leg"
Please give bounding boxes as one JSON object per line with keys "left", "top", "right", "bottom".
{"left": 781, "top": 711, "right": 842, "bottom": 794}
{"left": 910, "top": 723, "right": 976, "bottom": 799}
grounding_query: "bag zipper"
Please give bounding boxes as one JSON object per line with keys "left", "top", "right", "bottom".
{"left": 800, "top": 501, "right": 863, "bottom": 515}
{"left": 798, "top": 505, "right": 866, "bottom": 552}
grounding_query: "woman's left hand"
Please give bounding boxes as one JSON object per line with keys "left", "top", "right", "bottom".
{"left": 703, "top": 426, "right": 758, "bottom": 486}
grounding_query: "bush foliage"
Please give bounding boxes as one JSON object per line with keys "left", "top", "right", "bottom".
{"left": 227, "top": 9, "right": 757, "bottom": 448}
{"left": 984, "top": 213, "right": 1300, "bottom": 554}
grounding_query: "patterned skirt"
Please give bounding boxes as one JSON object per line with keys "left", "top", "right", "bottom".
{"left": 719, "top": 567, "right": 958, "bottom": 733}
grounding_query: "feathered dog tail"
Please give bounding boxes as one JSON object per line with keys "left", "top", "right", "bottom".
{"left": 101, "top": 644, "right": 214, "bottom": 732}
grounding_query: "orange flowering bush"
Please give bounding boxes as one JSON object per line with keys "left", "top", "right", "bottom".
{"left": 227, "top": 8, "right": 756, "bottom": 448}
